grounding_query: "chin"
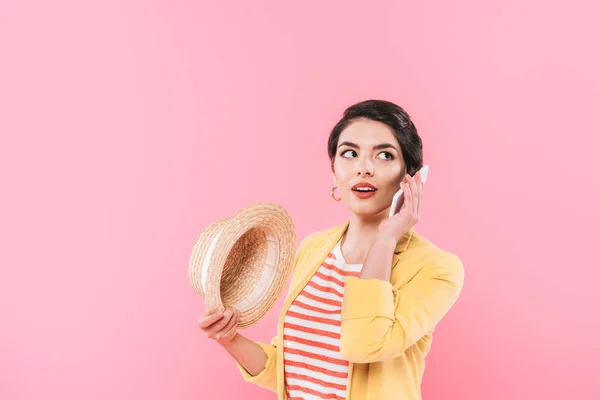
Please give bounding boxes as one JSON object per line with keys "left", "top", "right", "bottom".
{"left": 348, "top": 203, "right": 386, "bottom": 218}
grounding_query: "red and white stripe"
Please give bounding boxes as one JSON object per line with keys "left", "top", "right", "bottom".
{"left": 283, "top": 240, "right": 362, "bottom": 400}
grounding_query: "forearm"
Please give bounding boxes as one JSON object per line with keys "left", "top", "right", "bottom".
{"left": 221, "top": 333, "right": 268, "bottom": 376}
{"left": 359, "top": 234, "right": 397, "bottom": 281}
{"left": 341, "top": 253, "right": 465, "bottom": 364}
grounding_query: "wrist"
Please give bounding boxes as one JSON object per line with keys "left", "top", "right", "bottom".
{"left": 375, "top": 232, "right": 399, "bottom": 248}
{"left": 218, "top": 332, "right": 239, "bottom": 348}
{"left": 360, "top": 233, "right": 397, "bottom": 281}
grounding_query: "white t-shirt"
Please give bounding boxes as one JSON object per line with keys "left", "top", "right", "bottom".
{"left": 282, "top": 238, "right": 363, "bottom": 400}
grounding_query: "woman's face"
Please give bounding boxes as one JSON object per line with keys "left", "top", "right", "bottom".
{"left": 332, "top": 118, "right": 405, "bottom": 218}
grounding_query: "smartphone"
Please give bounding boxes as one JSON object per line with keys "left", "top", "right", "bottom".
{"left": 388, "top": 165, "right": 429, "bottom": 218}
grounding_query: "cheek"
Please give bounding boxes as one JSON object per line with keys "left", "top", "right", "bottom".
{"left": 383, "top": 163, "right": 403, "bottom": 178}
{"left": 333, "top": 160, "right": 352, "bottom": 183}
{"left": 381, "top": 169, "right": 404, "bottom": 192}
{"left": 390, "top": 162, "right": 405, "bottom": 179}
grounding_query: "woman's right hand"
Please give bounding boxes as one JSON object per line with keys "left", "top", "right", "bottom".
{"left": 199, "top": 307, "right": 269, "bottom": 377}
{"left": 198, "top": 306, "right": 240, "bottom": 345}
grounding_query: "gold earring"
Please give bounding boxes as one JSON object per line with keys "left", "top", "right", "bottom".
{"left": 330, "top": 186, "right": 342, "bottom": 202}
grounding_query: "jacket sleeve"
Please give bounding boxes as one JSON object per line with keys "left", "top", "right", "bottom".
{"left": 235, "top": 336, "right": 279, "bottom": 392}
{"left": 235, "top": 232, "right": 317, "bottom": 390}
{"left": 339, "top": 252, "right": 464, "bottom": 364}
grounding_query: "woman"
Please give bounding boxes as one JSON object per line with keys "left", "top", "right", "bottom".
{"left": 198, "top": 100, "right": 465, "bottom": 399}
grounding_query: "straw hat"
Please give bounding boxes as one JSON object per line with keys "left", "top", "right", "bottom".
{"left": 188, "top": 202, "right": 297, "bottom": 329}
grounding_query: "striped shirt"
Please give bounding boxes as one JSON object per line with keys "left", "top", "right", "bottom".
{"left": 283, "top": 238, "right": 363, "bottom": 400}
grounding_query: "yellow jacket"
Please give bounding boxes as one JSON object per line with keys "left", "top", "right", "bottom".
{"left": 237, "top": 220, "right": 465, "bottom": 399}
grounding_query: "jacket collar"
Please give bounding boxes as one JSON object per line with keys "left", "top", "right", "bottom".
{"left": 309, "top": 219, "right": 416, "bottom": 267}
{"left": 288, "top": 219, "right": 417, "bottom": 299}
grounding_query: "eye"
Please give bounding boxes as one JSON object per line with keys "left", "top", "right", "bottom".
{"left": 378, "top": 152, "right": 394, "bottom": 160}
{"left": 341, "top": 149, "right": 357, "bottom": 158}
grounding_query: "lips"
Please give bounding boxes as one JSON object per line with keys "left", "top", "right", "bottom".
{"left": 351, "top": 182, "right": 378, "bottom": 199}
{"left": 351, "top": 182, "right": 378, "bottom": 192}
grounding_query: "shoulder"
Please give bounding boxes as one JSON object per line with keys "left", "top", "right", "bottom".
{"left": 296, "top": 223, "right": 343, "bottom": 252}
{"left": 292, "top": 222, "right": 346, "bottom": 266}
{"left": 290, "top": 224, "right": 342, "bottom": 282}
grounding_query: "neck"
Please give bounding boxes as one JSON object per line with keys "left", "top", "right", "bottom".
{"left": 342, "top": 209, "right": 388, "bottom": 250}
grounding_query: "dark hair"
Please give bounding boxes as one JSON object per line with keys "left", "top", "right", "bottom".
{"left": 327, "top": 100, "right": 423, "bottom": 176}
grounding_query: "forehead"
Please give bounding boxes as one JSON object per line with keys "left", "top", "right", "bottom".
{"left": 338, "top": 118, "right": 398, "bottom": 146}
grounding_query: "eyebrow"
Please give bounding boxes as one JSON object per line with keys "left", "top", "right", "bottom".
{"left": 337, "top": 141, "right": 399, "bottom": 152}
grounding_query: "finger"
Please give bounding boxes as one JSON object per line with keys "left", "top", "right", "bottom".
{"left": 226, "top": 307, "right": 239, "bottom": 329}
{"left": 215, "top": 310, "right": 238, "bottom": 340}
{"left": 225, "top": 308, "right": 241, "bottom": 336}
{"left": 218, "top": 324, "right": 237, "bottom": 342}
{"left": 205, "top": 312, "right": 231, "bottom": 338}
{"left": 205, "top": 308, "right": 234, "bottom": 337}
{"left": 408, "top": 173, "right": 419, "bottom": 214}
{"left": 395, "top": 183, "right": 405, "bottom": 215}
{"left": 198, "top": 312, "right": 224, "bottom": 329}
{"left": 217, "top": 309, "right": 239, "bottom": 340}
{"left": 415, "top": 170, "right": 424, "bottom": 212}
{"left": 403, "top": 179, "right": 413, "bottom": 215}
{"left": 414, "top": 171, "right": 422, "bottom": 211}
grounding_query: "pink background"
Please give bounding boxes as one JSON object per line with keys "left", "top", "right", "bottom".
{"left": 1, "top": 0, "right": 599, "bottom": 399}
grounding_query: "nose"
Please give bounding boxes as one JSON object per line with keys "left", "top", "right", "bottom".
{"left": 357, "top": 158, "right": 373, "bottom": 177}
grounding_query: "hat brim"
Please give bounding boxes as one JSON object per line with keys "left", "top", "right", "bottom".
{"left": 189, "top": 202, "right": 296, "bottom": 328}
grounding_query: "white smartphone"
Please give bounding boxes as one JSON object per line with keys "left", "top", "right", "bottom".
{"left": 389, "top": 165, "right": 429, "bottom": 218}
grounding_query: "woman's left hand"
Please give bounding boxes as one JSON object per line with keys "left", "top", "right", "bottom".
{"left": 378, "top": 170, "right": 425, "bottom": 242}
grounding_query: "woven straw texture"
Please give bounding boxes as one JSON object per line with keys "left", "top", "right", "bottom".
{"left": 188, "top": 202, "right": 296, "bottom": 329}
